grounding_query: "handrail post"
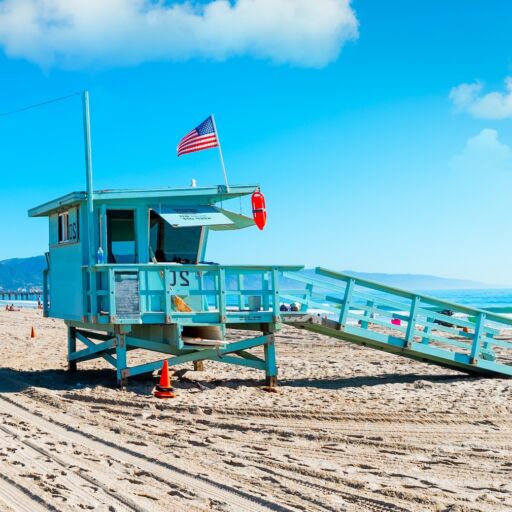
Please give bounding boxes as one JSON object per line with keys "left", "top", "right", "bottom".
{"left": 163, "top": 268, "right": 172, "bottom": 323}
{"left": 271, "top": 268, "right": 281, "bottom": 323}
{"left": 90, "top": 268, "right": 98, "bottom": 323}
{"left": 405, "top": 296, "right": 420, "bottom": 347}
{"left": 421, "top": 316, "right": 434, "bottom": 344}
{"left": 218, "top": 267, "right": 226, "bottom": 323}
{"left": 360, "top": 299, "right": 374, "bottom": 329}
{"left": 237, "top": 273, "right": 244, "bottom": 311}
{"left": 338, "top": 278, "right": 355, "bottom": 327}
{"left": 301, "top": 282, "right": 313, "bottom": 312}
{"left": 470, "top": 312, "right": 486, "bottom": 364}
{"left": 262, "top": 273, "right": 270, "bottom": 310}
{"left": 108, "top": 268, "right": 117, "bottom": 323}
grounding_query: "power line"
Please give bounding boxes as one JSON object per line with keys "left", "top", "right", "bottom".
{"left": 0, "top": 91, "right": 82, "bottom": 118}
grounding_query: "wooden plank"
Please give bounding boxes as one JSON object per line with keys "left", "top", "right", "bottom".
{"left": 114, "top": 271, "right": 140, "bottom": 319}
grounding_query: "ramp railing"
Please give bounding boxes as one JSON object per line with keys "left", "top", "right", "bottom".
{"left": 281, "top": 268, "right": 512, "bottom": 376}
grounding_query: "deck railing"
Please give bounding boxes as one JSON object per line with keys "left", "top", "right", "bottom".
{"left": 77, "top": 264, "right": 512, "bottom": 375}
{"left": 83, "top": 264, "right": 305, "bottom": 325}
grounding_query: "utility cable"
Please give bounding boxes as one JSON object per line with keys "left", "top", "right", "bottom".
{"left": 0, "top": 91, "right": 81, "bottom": 118}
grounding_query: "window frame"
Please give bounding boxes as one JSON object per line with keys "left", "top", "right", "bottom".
{"left": 58, "top": 212, "right": 69, "bottom": 244}
{"left": 148, "top": 209, "right": 204, "bottom": 264}
{"left": 57, "top": 208, "right": 80, "bottom": 246}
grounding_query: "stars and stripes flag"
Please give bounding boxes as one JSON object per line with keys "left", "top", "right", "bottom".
{"left": 177, "top": 115, "right": 219, "bottom": 157}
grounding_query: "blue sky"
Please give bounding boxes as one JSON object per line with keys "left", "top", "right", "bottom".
{"left": 1, "top": 0, "right": 512, "bottom": 284}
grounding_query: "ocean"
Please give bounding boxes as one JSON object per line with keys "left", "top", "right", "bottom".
{"left": 3, "top": 289, "right": 512, "bottom": 313}
{"left": 419, "top": 288, "right": 512, "bottom": 311}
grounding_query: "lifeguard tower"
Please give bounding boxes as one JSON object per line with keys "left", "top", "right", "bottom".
{"left": 29, "top": 92, "right": 512, "bottom": 387}
{"left": 28, "top": 183, "right": 303, "bottom": 386}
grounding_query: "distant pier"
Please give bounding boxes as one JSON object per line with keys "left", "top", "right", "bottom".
{"left": 0, "top": 291, "right": 41, "bottom": 301}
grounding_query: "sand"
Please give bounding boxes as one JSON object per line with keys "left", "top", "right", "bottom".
{"left": 0, "top": 308, "right": 510, "bottom": 512}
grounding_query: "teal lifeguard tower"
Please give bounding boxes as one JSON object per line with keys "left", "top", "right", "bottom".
{"left": 29, "top": 181, "right": 300, "bottom": 386}
{"left": 29, "top": 92, "right": 512, "bottom": 387}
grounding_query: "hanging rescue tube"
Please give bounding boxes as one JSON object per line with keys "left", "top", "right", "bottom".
{"left": 251, "top": 190, "right": 267, "bottom": 230}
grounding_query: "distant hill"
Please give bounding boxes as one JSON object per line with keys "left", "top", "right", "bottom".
{"left": 337, "top": 270, "right": 497, "bottom": 290}
{"left": 300, "top": 268, "right": 500, "bottom": 291}
{"left": 0, "top": 255, "right": 502, "bottom": 291}
{"left": 0, "top": 256, "right": 45, "bottom": 290}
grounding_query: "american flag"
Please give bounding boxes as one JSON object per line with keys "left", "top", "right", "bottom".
{"left": 177, "top": 115, "right": 219, "bottom": 157}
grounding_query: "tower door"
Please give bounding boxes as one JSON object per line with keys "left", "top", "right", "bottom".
{"left": 106, "top": 210, "right": 136, "bottom": 264}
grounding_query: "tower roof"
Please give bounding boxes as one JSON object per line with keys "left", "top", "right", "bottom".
{"left": 28, "top": 184, "right": 258, "bottom": 217}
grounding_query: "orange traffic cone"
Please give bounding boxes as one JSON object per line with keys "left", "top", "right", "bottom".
{"left": 30, "top": 326, "right": 36, "bottom": 338}
{"left": 153, "top": 360, "right": 175, "bottom": 399}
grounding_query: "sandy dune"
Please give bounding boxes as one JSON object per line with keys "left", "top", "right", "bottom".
{"left": 0, "top": 309, "right": 510, "bottom": 511}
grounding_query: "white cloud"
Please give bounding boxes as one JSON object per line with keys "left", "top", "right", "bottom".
{"left": 0, "top": 0, "right": 358, "bottom": 69}
{"left": 450, "top": 129, "right": 512, "bottom": 174}
{"left": 449, "top": 77, "right": 512, "bottom": 119}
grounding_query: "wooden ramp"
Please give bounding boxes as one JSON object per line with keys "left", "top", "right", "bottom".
{"left": 280, "top": 268, "right": 512, "bottom": 377}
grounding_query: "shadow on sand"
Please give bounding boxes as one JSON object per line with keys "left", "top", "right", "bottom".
{"left": 0, "top": 366, "right": 479, "bottom": 394}
{"left": 278, "top": 373, "right": 476, "bottom": 390}
{"left": 0, "top": 367, "right": 123, "bottom": 393}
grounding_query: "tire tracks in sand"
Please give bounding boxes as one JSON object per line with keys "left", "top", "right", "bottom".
{"left": 0, "top": 392, "right": 291, "bottom": 512}
{"left": 0, "top": 473, "right": 51, "bottom": 512}
{"left": 0, "top": 417, "right": 144, "bottom": 511}
{"left": 15, "top": 385, "right": 511, "bottom": 511}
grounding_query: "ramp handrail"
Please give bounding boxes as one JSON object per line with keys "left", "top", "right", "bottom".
{"left": 316, "top": 267, "right": 512, "bottom": 326}
{"left": 281, "top": 268, "right": 512, "bottom": 377}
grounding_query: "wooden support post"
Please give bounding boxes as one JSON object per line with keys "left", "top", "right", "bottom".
{"left": 67, "top": 326, "right": 77, "bottom": 372}
{"left": 264, "top": 333, "right": 277, "bottom": 388}
{"left": 116, "top": 333, "right": 128, "bottom": 387}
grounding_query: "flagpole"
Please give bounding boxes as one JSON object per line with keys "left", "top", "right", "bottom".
{"left": 210, "top": 114, "right": 229, "bottom": 191}
{"left": 82, "top": 91, "right": 95, "bottom": 268}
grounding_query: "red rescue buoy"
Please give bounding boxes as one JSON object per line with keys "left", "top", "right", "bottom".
{"left": 251, "top": 190, "right": 267, "bottom": 230}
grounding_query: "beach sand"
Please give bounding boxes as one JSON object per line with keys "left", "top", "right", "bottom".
{"left": 0, "top": 309, "right": 510, "bottom": 511}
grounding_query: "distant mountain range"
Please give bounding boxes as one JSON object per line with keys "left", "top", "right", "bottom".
{"left": 336, "top": 270, "right": 498, "bottom": 291}
{"left": 0, "top": 255, "right": 502, "bottom": 291}
{"left": 0, "top": 256, "right": 46, "bottom": 290}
